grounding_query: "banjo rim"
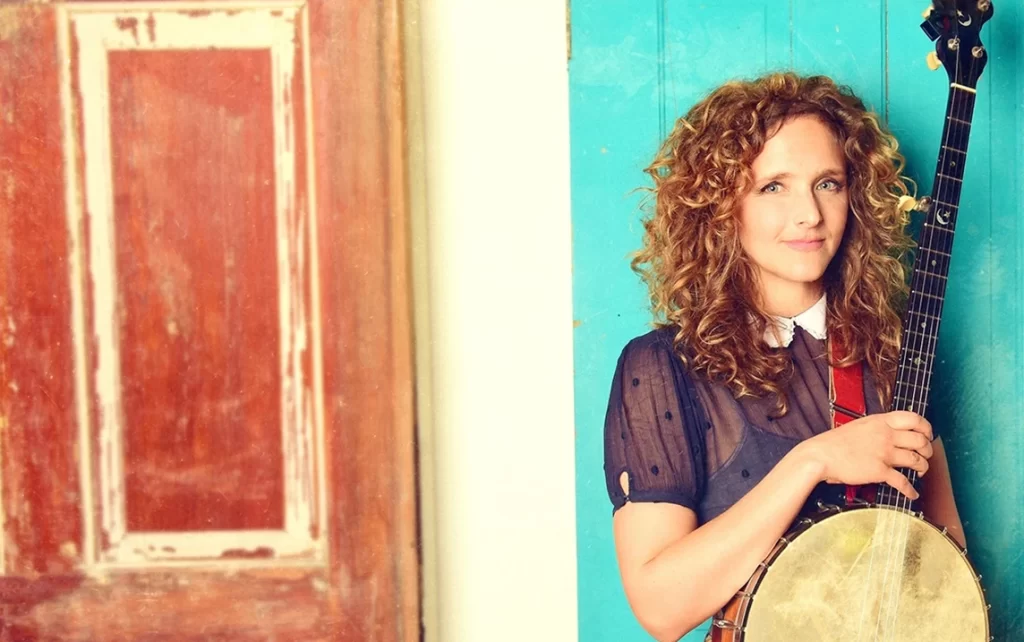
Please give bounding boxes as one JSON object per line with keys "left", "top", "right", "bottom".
{"left": 711, "top": 502, "right": 989, "bottom": 642}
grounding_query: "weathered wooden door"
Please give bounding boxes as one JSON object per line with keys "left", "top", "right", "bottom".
{"left": 0, "top": 2, "right": 418, "bottom": 640}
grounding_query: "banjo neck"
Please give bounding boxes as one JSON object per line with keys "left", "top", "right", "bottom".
{"left": 881, "top": 4, "right": 989, "bottom": 510}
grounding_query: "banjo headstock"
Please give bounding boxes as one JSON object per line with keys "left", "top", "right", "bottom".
{"left": 920, "top": 0, "right": 994, "bottom": 87}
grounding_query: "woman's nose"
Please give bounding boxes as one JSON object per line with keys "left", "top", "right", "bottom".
{"left": 794, "top": 193, "right": 824, "bottom": 227}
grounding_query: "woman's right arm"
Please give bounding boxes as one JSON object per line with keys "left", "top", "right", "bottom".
{"left": 613, "top": 410, "right": 934, "bottom": 642}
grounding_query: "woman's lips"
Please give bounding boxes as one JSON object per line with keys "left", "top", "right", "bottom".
{"left": 784, "top": 239, "right": 825, "bottom": 251}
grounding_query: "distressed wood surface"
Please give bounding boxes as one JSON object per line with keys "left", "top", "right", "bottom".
{"left": 0, "top": 4, "right": 83, "bottom": 578}
{"left": 310, "top": 0, "right": 420, "bottom": 638}
{"left": 0, "top": 0, "right": 419, "bottom": 639}
{"left": 1, "top": 570, "right": 333, "bottom": 641}
{"left": 67, "top": 3, "right": 319, "bottom": 567}
{"left": 109, "top": 49, "right": 286, "bottom": 533}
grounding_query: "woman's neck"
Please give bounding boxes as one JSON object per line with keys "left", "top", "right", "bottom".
{"left": 760, "top": 282, "right": 824, "bottom": 318}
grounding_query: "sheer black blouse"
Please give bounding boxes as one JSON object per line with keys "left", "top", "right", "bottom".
{"left": 603, "top": 325, "right": 888, "bottom": 524}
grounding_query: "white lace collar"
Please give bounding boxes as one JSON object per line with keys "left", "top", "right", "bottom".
{"left": 764, "top": 293, "right": 827, "bottom": 348}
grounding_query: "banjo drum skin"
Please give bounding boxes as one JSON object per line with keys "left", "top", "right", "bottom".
{"left": 710, "top": 503, "right": 988, "bottom": 642}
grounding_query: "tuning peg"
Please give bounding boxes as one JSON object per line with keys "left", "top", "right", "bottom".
{"left": 926, "top": 51, "right": 942, "bottom": 70}
{"left": 898, "top": 195, "right": 932, "bottom": 213}
{"left": 922, "top": 5, "right": 934, "bottom": 19}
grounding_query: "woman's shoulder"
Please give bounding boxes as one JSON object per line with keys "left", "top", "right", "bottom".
{"left": 620, "top": 324, "right": 675, "bottom": 351}
{"left": 616, "top": 325, "right": 686, "bottom": 375}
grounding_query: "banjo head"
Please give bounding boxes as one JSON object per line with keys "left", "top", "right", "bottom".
{"left": 743, "top": 507, "right": 988, "bottom": 642}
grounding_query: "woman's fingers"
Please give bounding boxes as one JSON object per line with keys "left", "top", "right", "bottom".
{"left": 892, "top": 430, "right": 934, "bottom": 459}
{"left": 885, "top": 468, "right": 920, "bottom": 500}
{"left": 883, "top": 411, "right": 934, "bottom": 442}
{"left": 888, "top": 447, "right": 930, "bottom": 476}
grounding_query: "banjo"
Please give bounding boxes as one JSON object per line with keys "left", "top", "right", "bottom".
{"left": 711, "top": 1, "right": 993, "bottom": 640}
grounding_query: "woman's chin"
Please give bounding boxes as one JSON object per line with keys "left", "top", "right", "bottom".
{"left": 774, "top": 267, "right": 828, "bottom": 286}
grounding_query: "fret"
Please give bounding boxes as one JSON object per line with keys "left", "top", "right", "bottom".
{"left": 920, "top": 251, "right": 950, "bottom": 262}
{"left": 931, "top": 199, "right": 959, "bottom": 210}
{"left": 947, "top": 116, "right": 971, "bottom": 126}
{"left": 892, "top": 390, "right": 931, "bottom": 413}
{"left": 893, "top": 387, "right": 932, "bottom": 405}
{"left": 938, "top": 150, "right": 965, "bottom": 176}
{"left": 901, "top": 344, "right": 933, "bottom": 358}
{"left": 896, "top": 359, "right": 933, "bottom": 375}
{"left": 922, "top": 222, "right": 954, "bottom": 234}
{"left": 905, "top": 309, "right": 943, "bottom": 322}
{"left": 940, "top": 127, "right": 971, "bottom": 154}
{"left": 893, "top": 380, "right": 932, "bottom": 397}
{"left": 893, "top": 388, "right": 931, "bottom": 401}
{"left": 917, "top": 252, "right": 951, "bottom": 272}
{"left": 902, "top": 345, "right": 934, "bottom": 360}
{"left": 892, "top": 399, "right": 930, "bottom": 415}
{"left": 892, "top": 402, "right": 930, "bottom": 416}
{"left": 918, "top": 246, "right": 951, "bottom": 258}
{"left": 894, "top": 367, "right": 932, "bottom": 383}
{"left": 941, "top": 145, "right": 967, "bottom": 156}
{"left": 910, "top": 289, "right": 944, "bottom": 302}
{"left": 876, "top": 489, "right": 919, "bottom": 510}
{"left": 906, "top": 317, "right": 940, "bottom": 338}
{"left": 936, "top": 173, "right": 963, "bottom": 183}
{"left": 914, "top": 269, "right": 948, "bottom": 280}
{"left": 903, "top": 328, "right": 939, "bottom": 343}
{"left": 933, "top": 180, "right": 963, "bottom": 203}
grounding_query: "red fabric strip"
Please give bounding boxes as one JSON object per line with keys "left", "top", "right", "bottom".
{"left": 830, "top": 336, "right": 877, "bottom": 504}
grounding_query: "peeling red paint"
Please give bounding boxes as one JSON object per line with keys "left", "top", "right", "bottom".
{"left": 220, "top": 547, "right": 275, "bottom": 560}
{"left": 2, "top": 1, "right": 418, "bottom": 639}
{"left": 114, "top": 17, "right": 138, "bottom": 42}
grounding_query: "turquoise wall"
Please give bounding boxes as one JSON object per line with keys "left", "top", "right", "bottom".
{"left": 570, "top": 2, "right": 1023, "bottom": 640}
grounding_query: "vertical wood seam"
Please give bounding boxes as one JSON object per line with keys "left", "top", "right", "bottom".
{"left": 656, "top": 0, "right": 666, "bottom": 143}
{"left": 883, "top": 0, "right": 889, "bottom": 124}
{"left": 384, "top": 0, "right": 420, "bottom": 635}
{"left": 401, "top": 0, "right": 437, "bottom": 638}
{"left": 1018, "top": 4, "right": 1024, "bottom": 460}
{"left": 300, "top": 0, "right": 329, "bottom": 563}
{"left": 788, "top": 0, "right": 794, "bottom": 68}
{"left": 58, "top": 4, "right": 97, "bottom": 569}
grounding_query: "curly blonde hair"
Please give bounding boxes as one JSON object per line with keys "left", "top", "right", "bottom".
{"left": 633, "top": 72, "right": 915, "bottom": 411}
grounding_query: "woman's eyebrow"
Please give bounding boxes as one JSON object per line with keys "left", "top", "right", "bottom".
{"left": 755, "top": 168, "right": 845, "bottom": 183}
{"left": 816, "top": 167, "right": 846, "bottom": 179}
{"left": 755, "top": 172, "right": 793, "bottom": 183}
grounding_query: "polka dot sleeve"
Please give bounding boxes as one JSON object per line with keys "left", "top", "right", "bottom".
{"left": 603, "top": 331, "right": 707, "bottom": 515}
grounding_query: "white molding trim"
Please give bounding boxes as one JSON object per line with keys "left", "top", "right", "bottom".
{"left": 65, "top": 4, "right": 323, "bottom": 567}
{"left": 105, "top": 530, "right": 316, "bottom": 565}
{"left": 59, "top": 3, "right": 99, "bottom": 567}
{"left": 68, "top": 6, "right": 298, "bottom": 50}
{"left": 65, "top": 0, "right": 302, "bottom": 12}
{"left": 300, "top": 5, "right": 329, "bottom": 545}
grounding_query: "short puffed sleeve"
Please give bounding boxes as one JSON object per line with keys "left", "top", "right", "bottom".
{"left": 603, "top": 330, "right": 708, "bottom": 514}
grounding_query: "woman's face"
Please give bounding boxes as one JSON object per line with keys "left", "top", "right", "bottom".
{"left": 737, "top": 115, "right": 849, "bottom": 313}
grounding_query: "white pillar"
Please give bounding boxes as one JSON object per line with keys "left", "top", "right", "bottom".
{"left": 411, "top": 1, "right": 578, "bottom": 640}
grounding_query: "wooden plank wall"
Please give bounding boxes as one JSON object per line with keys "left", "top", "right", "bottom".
{"left": 570, "top": 1, "right": 1022, "bottom": 640}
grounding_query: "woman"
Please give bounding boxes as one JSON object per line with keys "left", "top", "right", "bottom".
{"left": 602, "top": 73, "right": 966, "bottom": 642}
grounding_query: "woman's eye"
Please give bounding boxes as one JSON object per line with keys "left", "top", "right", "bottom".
{"left": 760, "top": 182, "right": 782, "bottom": 194}
{"left": 818, "top": 179, "right": 843, "bottom": 191}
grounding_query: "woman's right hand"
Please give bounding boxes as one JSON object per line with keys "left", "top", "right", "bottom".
{"left": 797, "top": 411, "right": 934, "bottom": 499}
